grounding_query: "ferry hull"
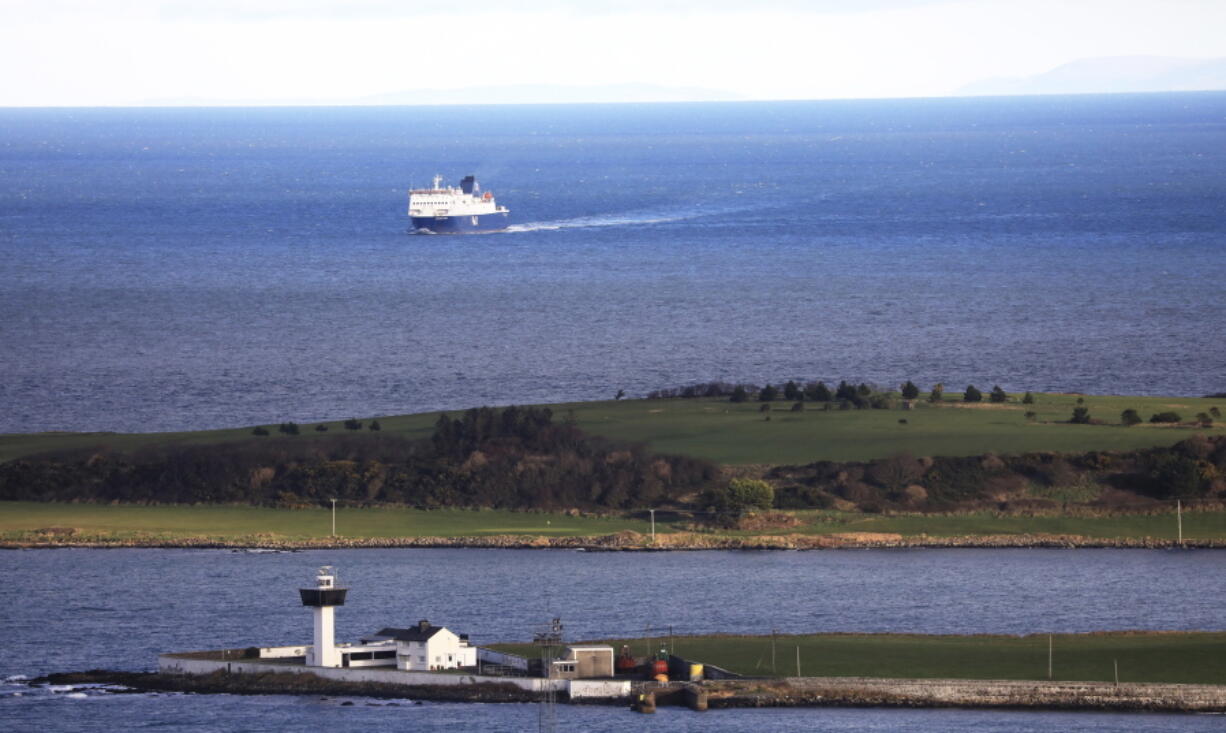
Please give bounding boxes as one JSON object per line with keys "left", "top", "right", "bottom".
{"left": 410, "top": 211, "right": 510, "bottom": 234}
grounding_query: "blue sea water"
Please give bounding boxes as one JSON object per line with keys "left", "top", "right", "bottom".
{"left": 2, "top": 93, "right": 1225, "bottom": 433}
{"left": 3, "top": 548, "right": 1225, "bottom": 732}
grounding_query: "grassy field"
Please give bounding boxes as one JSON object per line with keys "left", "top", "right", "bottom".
{"left": 4, "top": 501, "right": 1224, "bottom": 543}
{"left": 0, "top": 502, "right": 653, "bottom": 542}
{"left": 3, "top": 392, "right": 1221, "bottom": 466}
{"left": 490, "top": 631, "right": 1226, "bottom": 685}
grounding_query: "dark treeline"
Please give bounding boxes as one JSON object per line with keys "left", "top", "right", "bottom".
{"left": 647, "top": 379, "right": 906, "bottom": 409}
{"left": 769, "top": 435, "right": 1226, "bottom": 513}
{"left": 0, "top": 406, "right": 716, "bottom": 510}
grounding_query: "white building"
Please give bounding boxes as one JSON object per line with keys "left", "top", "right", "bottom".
{"left": 365, "top": 621, "right": 477, "bottom": 671}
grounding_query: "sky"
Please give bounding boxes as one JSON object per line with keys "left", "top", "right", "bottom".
{"left": 1, "top": 0, "right": 1225, "bottom": 106}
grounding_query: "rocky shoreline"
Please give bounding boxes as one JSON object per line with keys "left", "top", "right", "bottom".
{"left": 29, "top": 670, "right": 1226, "bottom": 713}
{"left": 3, "top": 529, "right": 1223, "bottom": 551}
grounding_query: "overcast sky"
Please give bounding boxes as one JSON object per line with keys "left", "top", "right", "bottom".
{"left": 2, "top": 0, "right": 1225, "bottom": 105}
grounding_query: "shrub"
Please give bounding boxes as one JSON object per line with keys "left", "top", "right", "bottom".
{"left": 1070, "top": 407, "right": 1091, "bottom": 424}
{"left": 730, "top": 385, "right": 748, "bottom": 403}
{"left": 344, "top": 418, "right": 363, "bottom": 430}
{"left": 1150, "top": 412, "right": 1182, "bottom": 424}
{"left": 615, "top": 389, "right": 625, "bottom": 400}
{"left": 1210, "top": 406, "right": 1221, "bottom": 418}
{"left": 1024, "top": 411, "right": 1037, "bottom": 421}
{"left": 277, "top": 422, "right": 299, "bottom": 435}
{"left": 901, "top": 381, "right": 920, "bottom": 400}
{"left": 964, "top": 385, "right": 982, "bottom": 402}
{"left": 1196, "top": 412, "right": 1213, "bottom": 427}
{"left": 806, "top": 382, "right": 833, "bottom": 402}
{"left": 252, "top": 426, "right": 270, "bottom": 436}
{"left": 1022, "top": 391, "right": 1035, "bottom": 404}
{"left": 929, "top": 383, "right": 944, "bottom": 402}
{"left": 703, "top": 478, "right": 775, "bottom": 517}
{"left": 1121, "top": 409, "right": 1142, "bottom": 426}
{"left": 369, "top": 420, "right": 382, "bottom": 431}
{"left": 989, "top": 386, "right": 1008, "bottom": 403}
{"left": 314, "top": 424, "right": 328, "bottom": 432}
{"left": 790, "top": 402, "right": 803, "bottom": 412}
{"left": 759, "top": 403, "right": 771, "bottom": 412}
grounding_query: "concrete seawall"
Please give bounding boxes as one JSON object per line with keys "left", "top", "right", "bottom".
{"left": 710, "top": 676, "right": 1226, "bottom": 712}
{"left": 157, "top": 654, "right": 630, "bottom": 701}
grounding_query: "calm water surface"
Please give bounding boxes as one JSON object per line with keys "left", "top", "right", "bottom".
{"left": 2, "top": 94, "right": 1225, "bottom": 432}
{"left": 3, "top": 548, "right": 1223, "bottom": 731}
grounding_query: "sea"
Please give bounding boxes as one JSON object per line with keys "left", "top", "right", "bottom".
{"left": 3, "top": 94, "right": 1226, "bottom": 731}
{"left": 2, "top": 93, "right": 1225, "bottom": 434}
{"left": 3, "top": 548, "right": 1226, "bottom": 732}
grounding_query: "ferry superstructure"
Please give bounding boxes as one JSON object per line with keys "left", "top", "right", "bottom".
{"left": 407, "top": 174, "right": 510, "bottom": 233}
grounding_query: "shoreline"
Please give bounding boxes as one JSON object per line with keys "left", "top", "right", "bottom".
{"left": 30, "top": 670, "right": 1226, "bottom": 713}
{"left": 4, "top": 530, "right": 1224, "bottom": 551}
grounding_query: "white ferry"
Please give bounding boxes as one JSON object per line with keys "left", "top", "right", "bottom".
{"left": 407, "top": 175, "right": 510, "bottom": 233}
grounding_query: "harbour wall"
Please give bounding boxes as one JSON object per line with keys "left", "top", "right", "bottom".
{"left": 157, "top": 655, "right": 630, "bottom": 700}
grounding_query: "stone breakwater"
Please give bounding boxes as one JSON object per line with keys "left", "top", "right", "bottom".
{"left": 4, "top": 529, "right": 1223, "bottom": 551}
{"left": 31, "top": 671, "right": 1226, "bottom": 713}
{"left": 708, "top": 677, "right": 1226, "bottom": 713}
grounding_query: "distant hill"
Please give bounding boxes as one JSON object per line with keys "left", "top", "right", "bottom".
{"left": 958, "top": 56, "right": 1226, "bottom": 97}
{"left": 139, "top": 83, "right": 744, "bottom": 107}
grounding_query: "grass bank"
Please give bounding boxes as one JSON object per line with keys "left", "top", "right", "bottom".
{"left": 3, "top": 392, "right": 1223, "bottom": 466}
{"left": 491, "top": 631, "right": 1226, "bottom": 686}
{"left": 4, "top": 502, "right": 1224, "bottom": 546}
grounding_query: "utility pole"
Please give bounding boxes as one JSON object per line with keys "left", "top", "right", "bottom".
{"left": 649, "top": 509, "right": 656, "bottom": 542}
{"left": 1048, "top": 634, "right": 1053, "bottom": 680}
{"left": 1177, "top": 500, "right": 1183, "bottom": 545}
{"left": 771, "top": 629, "right": 777, "bottom": 674}
{"left": 1114, "top": 658, "right": 1119, "bottom": 686}
{"left": 330, "top": 498, "right": 337, "bottom": 537}
{"left": 796, "top": 646, "right": 801, "bottom": 678}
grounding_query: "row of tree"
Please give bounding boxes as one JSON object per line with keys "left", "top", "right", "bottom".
{"left": 0, "top": 406, "right": 716, "bottom": 510}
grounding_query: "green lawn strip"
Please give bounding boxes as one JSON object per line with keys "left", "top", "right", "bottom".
{"left": 488, "top": 632, "right": 1226, "bottom": 685}
{"left": 5, "top": 502, "right": 1225, "bottom": 542}
{"left": 0, "top": 502, "right": 651, "bottom": 541}
{"left": 3, "top": 393, "right": 1222, "bottom": 466}
{"left": 735, "top": 510, "right": 1226, "bottom": 540}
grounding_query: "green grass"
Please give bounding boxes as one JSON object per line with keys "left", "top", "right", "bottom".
{"left": 490, "top": 632, "right": 1226, "bottom": 685}
{"left": 563, "top": 393, "right": 1226, "bottom": 464}
{"left": 3, "top": 392, "right": 1222, "bottom": 466}
{"left": 0, "top": 502, "right": 652, "bottom": 542}
{"left": 5, "top": 502, "right": 1224, "bottom": 543}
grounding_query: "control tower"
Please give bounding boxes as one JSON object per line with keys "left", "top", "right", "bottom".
{"left": 300, "top": 565, "right": 347, "bottom": 667}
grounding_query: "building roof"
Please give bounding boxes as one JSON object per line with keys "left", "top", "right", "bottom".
{"left": 374, "top": 620, "right": 451, "bottom": 642}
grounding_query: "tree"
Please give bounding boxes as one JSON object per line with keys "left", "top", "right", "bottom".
{"left": 1196, "top": 412, "right": 1213, "bottom": 427}
{"left": 1022, "top": 391, "right": 1035, "bottom": 404}
{"left": 989, "top": 386, "right": 1007, "bottom": 403}
{"left": 900, "top": 381, "right": 920, "bottom": 400}
{"left": 929, "top": 383, "right": 944, "bottom": 402}
{"left": 730, "top": 385, "right": 748, "bottom": 403}
{"left": 806, "top": 381, "right": 833, "bottom": 402}
{"left": 783, "top": 380, "right": 800, "bottom": 401}
{"left": 314, "top": 424, "right": 329, "bottom": 432}
{"left": 857, "top": 383, "right": 872, "bottom": 397}
{"left": 963, "top": 385, "right": 982, "bottom": 402}
{"left": 759, "top": 403, "right": 772, "bottom": 412}
{"left": 1070, "top": 406, "right": 1091, "bottom": 424}
{"left": 251, "top": 426, "right": 269, "bottom": 436}
{"left": 704, "top": 478, "right": 775, "bottom": 518}
{"left": 344, "top": 418, "right": 363, "bottom": 430}
{"left": 278, "top": 422, "right": 299, "bottom": 435}
{"left": 369, "top": 420, "right": 382, "bottom": 431}
{"left": 615, "top": 389, "right": 625, "bottom": 401}
{"left": 1210, "top": 406, "right": 1221, "bottom": 419}
{"left": 1121, "top": 409, "right": 1142, "bottom": 426}
{"left": 835, "top": 381, "right": 857, "bottom": 401}
{"left": 759, "top": 384, "right": 779, "bottom": 402}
